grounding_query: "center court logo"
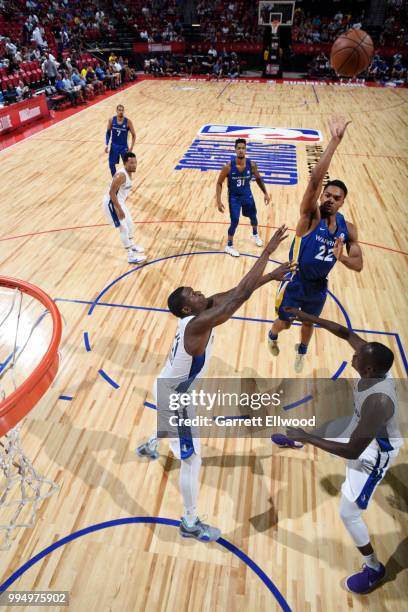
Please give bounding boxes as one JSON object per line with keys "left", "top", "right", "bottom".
{"left": 175, "top": 124, "right": 322, "bottom": 185}
{"left": 198, "top": 124, "right": 322, "bottom": 141}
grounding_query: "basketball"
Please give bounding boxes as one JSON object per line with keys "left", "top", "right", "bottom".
{"left": 330, "top": 29, "right": 374, "bottom": 77}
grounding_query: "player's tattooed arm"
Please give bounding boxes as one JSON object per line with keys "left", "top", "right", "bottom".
{"left": 286, "top": 393, "right": 393, "bottom": 459}
{"left": 297, "top": 116, "right": 351, "bottom": 237}
{"left": 216, "top": 163, "right": 231, "bottom": 212}
{"left": 334, "top": 222, "right": 363, "bottom": 272}
{"left": 284, "top": 308, "right": 366, "bottom": 352}
{"left": 128, "top": 119, "right": 136, "bottom": 151}
{"left": 109, "top": 173, "right": 126, "bottom": 220}
{"left": 251, "top": 161, "right": 270, "bottom": 206}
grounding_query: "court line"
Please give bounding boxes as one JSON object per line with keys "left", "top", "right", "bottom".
{"left": 311, "top": 84, "right": 319, "bottom": 104}
{"left": 56, "top": 297, "right": 407, "bottom": 376}
{"left": 98, "top": 369, "right": 120, "bottom": 389}
{"left": 217, "top": 79, "right": 233, "bottom": 98}
{"left": 58, "top": 395, "right": 73, "bottom": 401}
{"left": 0, "top": 517, "right": 291, "bottom": 611}
{"left": 1, "top": 220, "right": 406, "bottom": 256}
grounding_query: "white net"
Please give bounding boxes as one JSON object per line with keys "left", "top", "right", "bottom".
{"left": 0, "top": 284, "right": 60, "bottom": 550}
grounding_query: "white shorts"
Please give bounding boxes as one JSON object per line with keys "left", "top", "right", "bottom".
{"left": 103, "top": 195, "right": 131, "bottom": 228}
{"left": 153, "top": 379, "right": 201, "bottom": 461}
{"left": 341, "top": 445, "right": 399, "bottom": 509}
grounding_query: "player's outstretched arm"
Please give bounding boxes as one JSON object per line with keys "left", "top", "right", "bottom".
{"left": 128, "top": 119, "right": 136, "bottom": 151}
{"left": 333, "top": 222, "right": 363, "bottom": 272}
{"left": 286, "top": 394, "right": 393, "bottom": 459}
{"left": 251, "top": 161, "right": 270, "bottom": 206}
{"left": 297, "top": 116, "right": 351, "bottom": 236}
{"left": 189, "top": 226, "right": 289, "bottom": 333}
{"left": 284, "top": 308, "right": 366, "bottom": 351}
{"left": 216, "top": 163, "right": 231, "bottom": 212}
{"left": 105, "top": 117, "right": 112, "bottom": 153}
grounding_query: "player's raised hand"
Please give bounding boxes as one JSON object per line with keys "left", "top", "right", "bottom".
{"left": 270, "top": 261, "right": 297, "bottom": 281}
{"left": 333, "top": 237, "right": 344, "bottom": 261}
{"left": 328, "top": 116, "right": 351, "bottom": 142}
{"left": 265, "top": 224, "right": 288, "bottom": 254}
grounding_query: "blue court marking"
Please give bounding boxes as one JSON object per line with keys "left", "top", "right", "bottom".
{"left": 331, "top": 360, "right": 348, "bottom": 380}
{"left": 98, "top": 369, "right": 120, "bottom": 389}
{"left": 283, "top": 395, "right": 314, "bottom": 412}
{"left": 0, "top": 517, "right": 291, "bottom": 611}
{"left": 58, "top": 395, "right": 73, "bottom": 401}
{"left": 0, "top": 351, "right": 14, "bottom": 374}
{"left": 144, "top": 401, "right": 157, "bottom": 410}
{"left": 394, "top": 333, "right": 408, "bottom": 376}
{"left": 83, "top": 331, "right": 91, "bottom": 352}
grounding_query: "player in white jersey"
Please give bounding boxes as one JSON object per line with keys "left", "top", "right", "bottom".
{"left": 137, "top": 225, "right": 296, "bottom": 542}
{"left": 285, "top": 308, "right": 402, "bottom": 594}
{"left": 102, "top": 151, "right": 146, "bottom": 265}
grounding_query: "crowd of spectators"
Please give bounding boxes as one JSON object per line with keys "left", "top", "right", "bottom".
{"left": 308, "top": 49, "right": 406, "bottom": 84}
{"left": 197, "top": 1, "right": 259, "bottom": 43}
{"left": 292, "top": 2, "right": 408, "bottom": 48}
{"left": 144, "top": 47, "right": 241, "bottom": 78}
{"left": 109, "top": 0, "right": 184, "bottom": 43}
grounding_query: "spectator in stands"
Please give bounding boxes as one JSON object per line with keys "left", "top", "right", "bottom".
{"left": 391, "top": 59, "right": 405, "bottom": 80}
{"left": 86, "top": 65, "right": 104, "bottom": 93}
{"left": 43, "top": 53, "right": 59, "bottom": 85}
{"left": 105, "top": 64, "right": 119, "bottom": 88}
{"left": 31, "top": 25, "right": 46, "bottom": 50}
{"left": 3, "top": 83, "right": 18, "bottom": 105}
{"left": 62, "top": 71, "right": 83, "bottom": 105}
{"left": 208, "top": 45, "right": 217, "bottom": 59}
{"left": 16, "top": 79, "right": 31, "bottom": 100}
{"left": 228, "top": 59, "right": 240, "bottom": 78}
{"left": 123, "top": 58, "right": 137, "bottom": 81}
{"left": 55, "top": 71, "right": 76, "bottom": 105}
{"left": 71, "top": 67, "right": 91, "bottom": 97}
{"left": 209, "top": 58, "right": 223, "bottom": 81}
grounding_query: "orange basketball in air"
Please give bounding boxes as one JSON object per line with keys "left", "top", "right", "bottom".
{"left": 330, "top": 29, "right": 374, "bottom": 77}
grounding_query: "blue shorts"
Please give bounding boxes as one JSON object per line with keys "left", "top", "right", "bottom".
{"left": 229, "top": 195, "right": 257, "bottom": 221}
{"left": 109, "top": 145, "right": 128, "bottom": 165}
{"left": 276, "top": 276, "right": 328, "bottom": 321}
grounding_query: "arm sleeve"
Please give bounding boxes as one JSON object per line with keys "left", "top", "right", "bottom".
{"left": 105, "top": 129, "right": 111, "bottom": 145}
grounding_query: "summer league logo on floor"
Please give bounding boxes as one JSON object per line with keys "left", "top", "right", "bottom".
{"left": 175, "top": 124, "right": 323, "bottom": 185}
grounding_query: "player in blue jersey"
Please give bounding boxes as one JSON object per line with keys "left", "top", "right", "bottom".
{"left": 105, "top": 104, "right": 136, "bottom": 176}
{"left": 216, "top": 138, "right": 271, "bottom": 257}
{"left": 268, "top": 116, "right": 363, "bottom": 372}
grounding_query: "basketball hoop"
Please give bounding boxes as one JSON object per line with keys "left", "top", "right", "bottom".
{"left": 271, "top": 19, "right": 281, "bottom": 35}
{"left": 0, "top": 276, "right": 62, "bottom": 549}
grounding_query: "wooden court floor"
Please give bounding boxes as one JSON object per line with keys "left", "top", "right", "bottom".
{"left": 0, "top": 79, "right": 407, "bottom": 611}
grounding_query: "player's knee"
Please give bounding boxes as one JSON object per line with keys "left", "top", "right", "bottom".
{"left": 339, "top": 495, "right": 361, "bottom": 524}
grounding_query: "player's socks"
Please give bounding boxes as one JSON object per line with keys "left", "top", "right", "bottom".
{"left": 297, "top": 343, "right": 308, "bottom": 354}
{"left": 227, "top": 239, "right": 233, "bottom": 246}
{"left": 363, "top": 553, "right": 381, "bottom": 571}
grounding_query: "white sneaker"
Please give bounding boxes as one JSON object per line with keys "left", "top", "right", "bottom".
{"left": 130, "top": 244, "right": 144, "bottom": 253}
{"left": 252, "top": 234, "right": 263, "bottom": 247}
{"left": 294, "top": 344, "right": 306, "bottom": 373}
{"left": 268, "top": 332, "right": 280, "bottom": 356}
{"left": 225, "top": 245, "right": 240, "bottom": 257}
{"left": 128, "top": 253, "right": 147, "bottom": 264}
